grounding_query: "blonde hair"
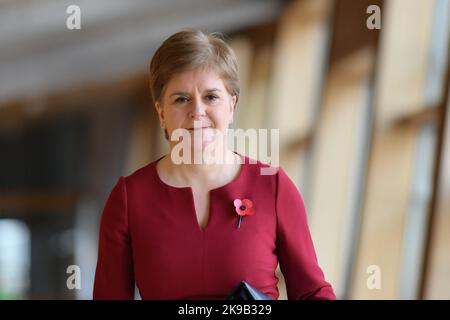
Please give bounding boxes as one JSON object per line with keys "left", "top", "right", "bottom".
{"left": 149, "top": 29, "right": 240, "bottom": 106}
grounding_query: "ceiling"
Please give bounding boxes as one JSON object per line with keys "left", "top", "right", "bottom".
{"left": 0, "top": 0, "right": 284, "bottom": 104}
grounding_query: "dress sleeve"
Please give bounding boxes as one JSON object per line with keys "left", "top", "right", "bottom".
{"left": 275, "top": 168, "right": 336, "bottom": 300}
{"left": 93, "top": 177, "right": 135, "bottom": 299}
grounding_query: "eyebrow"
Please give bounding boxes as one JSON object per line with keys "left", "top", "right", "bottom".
{"left": 169, "top": 88, "right": 223, "bottom": 97}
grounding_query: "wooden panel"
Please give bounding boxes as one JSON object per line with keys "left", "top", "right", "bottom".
{"left": 229, "top": 36, "right": 252, "bottom": 157}
{"left": 376, "top": 0, "right": 436, "bottom": 125}
{"left": 238, "top": 45, "right": 273, "bottom": 160}
{"left": 241, "top": 44, "right": 272, "bottom": 131}
{"left": 350, "top": 0, "right": 441, "bottom": 299}
{"left": 230, "top": 37, "right": 253, "bottom": 128}
{"left": 309, "top": 47, "right": 375, "bottom": 298}
{"left": 269, "top": 0, "right": 333, "bottom": 141}
{"left": 351, "top": 125, "right": 419, "bottom": 299}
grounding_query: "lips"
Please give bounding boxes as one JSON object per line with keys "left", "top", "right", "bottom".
{"left": 187, "top": 126, "right": 212, "bottom": 130}
{"left": 185, "top": 126, "right": 216, "bottom": 143}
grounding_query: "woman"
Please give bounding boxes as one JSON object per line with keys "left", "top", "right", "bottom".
{"left": 93, "top": 30, "right": 336, "bottom": 300}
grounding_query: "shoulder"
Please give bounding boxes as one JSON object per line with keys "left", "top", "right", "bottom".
{"left": 126, "top": 161, "right": 156, "bottom": 180}
{"left": 119, "top": 157, "right": 162, "bottom": 191}
{"left": 240, "top": 155, "right": 292, "bottom": 193}
{"left": 243, "top": 155, "right": 301, "bottom": 196}
{"left": 242, "top": 154, "right": 288, "bottom": 182}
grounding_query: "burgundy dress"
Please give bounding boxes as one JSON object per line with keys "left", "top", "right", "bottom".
{"left": 93, "top": 154, "right": 336, "bottom": 300}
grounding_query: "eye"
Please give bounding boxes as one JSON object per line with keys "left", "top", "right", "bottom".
{"left": 174, "top": 96, "right": 189, "bottom": 104}
{"left": 205, "top": 94, "right": 219, "bottom": 102}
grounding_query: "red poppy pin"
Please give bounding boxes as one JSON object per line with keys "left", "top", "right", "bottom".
{"left": 233, "top": 198, "right": 254, "bottom": 229}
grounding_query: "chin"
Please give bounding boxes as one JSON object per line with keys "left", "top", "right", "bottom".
{"left": 191, "top": 139, "right": 214, "bottom": 152}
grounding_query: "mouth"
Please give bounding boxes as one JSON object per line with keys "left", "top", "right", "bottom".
{"left": 187, "top": 126, "right": 212, "bottom": 130}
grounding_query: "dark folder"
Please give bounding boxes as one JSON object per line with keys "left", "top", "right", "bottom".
{"left": 226, "top": 281, "right": 273, "bottom": 300}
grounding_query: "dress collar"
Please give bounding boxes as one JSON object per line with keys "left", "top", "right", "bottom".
{"left": 152, "top": 151, "right": 248, "bottom": 192}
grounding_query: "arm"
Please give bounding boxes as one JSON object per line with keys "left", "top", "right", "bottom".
{"left": 275, "top": 168, "right": 336, "bottom": 300}
{"left": 93, "top": 177, "right": 135, "bottom": 299}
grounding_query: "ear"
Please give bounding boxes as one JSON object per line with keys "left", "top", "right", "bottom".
{"left": 231, "top": 96, "right": 237, "bottom": 112}
{"left": 154, "top": 101, "right": 165, "bottom": 128}
{"left": 230, "top": 95, "right": 237, "bottom": 124}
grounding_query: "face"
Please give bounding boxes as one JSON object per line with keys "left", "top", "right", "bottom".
{"left": 155, "top": 68, "right": 236, "bottom": 152}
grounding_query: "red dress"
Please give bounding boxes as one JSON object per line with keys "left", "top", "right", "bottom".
{"left": 93, "top": 154, "right": 336, "bottom": 300}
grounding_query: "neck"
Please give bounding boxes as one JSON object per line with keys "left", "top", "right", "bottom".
{"left": 163, "top": 148, "right": 240, "bottom": 188}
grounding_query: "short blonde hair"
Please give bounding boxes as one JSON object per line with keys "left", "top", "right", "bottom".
{"left": 149, "top": 29, "right": 240, "bottom": 106}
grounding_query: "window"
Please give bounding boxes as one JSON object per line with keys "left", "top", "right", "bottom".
{"left": 0, "top": 219, "right": 30, "bottom": 299}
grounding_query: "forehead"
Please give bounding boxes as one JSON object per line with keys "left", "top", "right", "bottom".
{"left": 165, "top": 68, "right": 226, "bottom": 93}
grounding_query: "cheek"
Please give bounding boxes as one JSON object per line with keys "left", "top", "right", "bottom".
{"left": 210, "top": 109, "right": 231, "bottom": 129}
{"left": 165, "top": 109, "right": 187, "bottom": 127}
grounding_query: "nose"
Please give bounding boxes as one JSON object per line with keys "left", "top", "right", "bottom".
{"left": 189, "top": 97, "right": 207, "bottom": 119}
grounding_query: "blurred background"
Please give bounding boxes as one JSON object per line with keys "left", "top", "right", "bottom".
{"left": 0, "top": 0, "right": 449, "bottom": 300}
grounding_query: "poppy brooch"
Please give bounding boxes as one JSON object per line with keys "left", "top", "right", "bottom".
{"left": 233, "top": 198, "right": 254, "bottom": 229}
